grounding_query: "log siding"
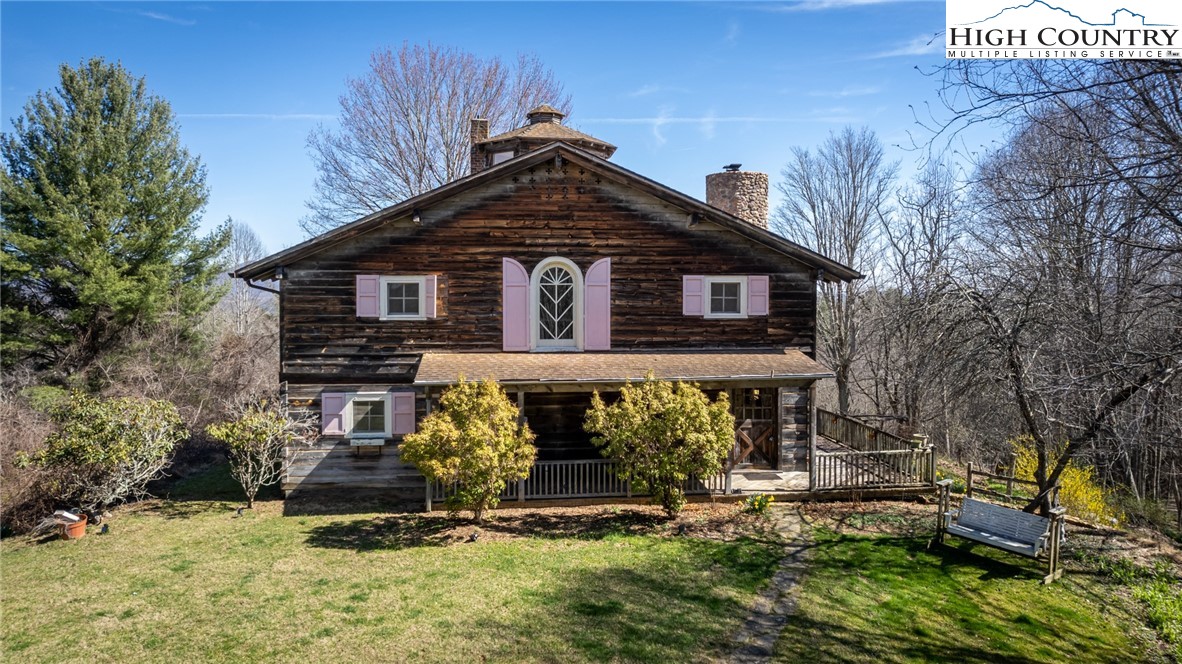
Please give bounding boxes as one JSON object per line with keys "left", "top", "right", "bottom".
{"left": 279, "top": 166, "right": 817, "bottom": 384}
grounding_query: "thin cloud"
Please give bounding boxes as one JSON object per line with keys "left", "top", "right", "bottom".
{"left": 138, "top": 11, "right": 196, "bottom": 26}
{"left": 582, "top": 114, "right": 860, "bottom": 126}
{"left": 178, "top": 113, "right": 336, "bottom": 121}
{"left": 625, "top": 84, "right": 690, "bottom": 98}
{"left": 724, "top": 20, "right": 741, "bottom": 45}
{"left": 700, "top": 109, "right": 718, "bottom": 140}
{"left": 868, "top": 32, "right": 942, "bottom": 58}
{"left": 807, "top": 85, "right": 884, "bottom": 98}
{"left": 769, "top": 0, "right": 941, "bottom": 11}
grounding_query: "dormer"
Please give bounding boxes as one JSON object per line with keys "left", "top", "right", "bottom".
{"left": 469, "top": 104, "right": 617, "bottom": 174}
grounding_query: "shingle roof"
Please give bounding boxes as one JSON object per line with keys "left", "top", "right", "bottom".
{"left": 413, "top": 350, "right": 832, "bottom": 386}
{"left": 477, "top": 121, "right": 616, "bottom": 152}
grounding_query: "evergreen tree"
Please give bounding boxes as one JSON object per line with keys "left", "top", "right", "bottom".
{"left": 1, "top": 58, "right": 228, "bottom": 374}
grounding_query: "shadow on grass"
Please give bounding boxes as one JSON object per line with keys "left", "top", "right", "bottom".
{"left": 303, "top": 509, "right": 673, "bottom": 552}
{"left": 447, "top": 536, "right": 783, "bottom": 662}
{"left": 141, "top": 462, "right": 283, "bottom": 519}
{"left": 777, "top": 533, "right": 1138, "bottom": 663}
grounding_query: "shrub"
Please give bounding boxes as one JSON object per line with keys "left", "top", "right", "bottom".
{"left": 584, "top": 374, "right": 733, "bottom": 517}
{"left": 1011, "top": 436, "right": 1120, "bottom": 525}
{"left": 401, "top": 378, "right": 535, "bottom": 522}
{"left": 15, "top": 392, "right": 185, "bottom": 511}
{"left": 206, "top": 397, "right": 312, "bottom": 508}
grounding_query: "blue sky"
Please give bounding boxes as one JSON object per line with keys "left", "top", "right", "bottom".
{"left": 2, "top": 1, "right": 963, "bottom": 254}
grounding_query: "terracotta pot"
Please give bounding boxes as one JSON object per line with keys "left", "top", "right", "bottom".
{"left": 60, "top": 514, "right": 87, "bottom": 540}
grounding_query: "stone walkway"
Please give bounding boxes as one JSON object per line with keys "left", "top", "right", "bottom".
{"left": 722, "top": 505, "right": 810, "bottom": 663}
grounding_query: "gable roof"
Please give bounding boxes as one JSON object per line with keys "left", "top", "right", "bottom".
{"left": 233, "top": 142, "right": 862, "bottom": 282}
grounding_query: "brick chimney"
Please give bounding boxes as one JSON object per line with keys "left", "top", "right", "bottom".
{"left": 706, "top": 165, "right": 768, "bottom": 228}
{"left": 470, "top": 118, "right": 489, "bottom": 173}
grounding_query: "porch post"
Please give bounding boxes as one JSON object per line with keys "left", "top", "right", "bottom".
{"left": 808, "top": 382, "right": 818, "bottom": 492}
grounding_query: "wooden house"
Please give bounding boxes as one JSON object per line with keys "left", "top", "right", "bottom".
{"left": 234, "top": 106, "right": 934, "bottom": 503}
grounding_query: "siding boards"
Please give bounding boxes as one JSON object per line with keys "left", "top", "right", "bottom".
{"left": 280, "top": 166, "right": 817, "bottom": 383}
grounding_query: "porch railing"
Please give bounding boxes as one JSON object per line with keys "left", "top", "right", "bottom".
{"left": 428, "top": 458, "right": 726, "bottom": 509}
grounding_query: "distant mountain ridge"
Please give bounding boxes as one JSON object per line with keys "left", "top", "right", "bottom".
{"left": 963, "top": 0, "right": 1170, "bottom": 27}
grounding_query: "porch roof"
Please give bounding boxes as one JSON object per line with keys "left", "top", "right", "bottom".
{"left": 413, "top": 349, "right": 832, "bottom": 387}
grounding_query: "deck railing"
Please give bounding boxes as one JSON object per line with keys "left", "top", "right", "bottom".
{"left": 429, "top": 458, "right": 726, "bottom": 509}
{"left": 813, "top": 408, "right": 934, "bottom": 490}
{"left": 816, "top": 408, "right": 910, "bottom": 452}
{"left": 813, "top": 447, "right": 935, "bottom": 490}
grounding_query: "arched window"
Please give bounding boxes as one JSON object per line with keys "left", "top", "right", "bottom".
{"left": 531, "top": 257, "right": 583, "bottom": 350}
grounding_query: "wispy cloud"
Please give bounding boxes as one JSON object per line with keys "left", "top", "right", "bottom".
{"left": 807, "top": 85, "right": 884, "bottom": 98}
{"left": 724, "top": 20, "right": 741, "bottom": 45}
{"left": 178, "top": 113, "right": 336, "bottom": 121}
{"left": 868, "top": 32, "right": 942, "bottom": 58}
{"left": 769, "top": 0, "right": 940, "bottom": 11}
{"left": 583, "top": 112, "right": 861, "bottom": 127}
{"left": 699, "top": 109, "right": 718, "bottom": 140}
{"left": 138, "top": 11, "right": 196, "bottom": 26}
{"left": 625, "top": 84, "right": 691, "bottom": 98}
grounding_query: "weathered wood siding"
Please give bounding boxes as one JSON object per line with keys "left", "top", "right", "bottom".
{"left": 283, "top": 382, "right": 427, "bottom": 492}
{"left": 279, "top": 164, "right": 817, "bottom": 384}
{"left": 779, "top": 386, "right": 810, "bottom": 472}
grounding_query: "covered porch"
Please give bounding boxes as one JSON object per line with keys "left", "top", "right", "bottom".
{"left": 414, "top": 351, "right": 935, "bottom": 508}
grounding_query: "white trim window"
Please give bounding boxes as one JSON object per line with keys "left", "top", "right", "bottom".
{"left": 346, "top": 392, "right": 393, "bottom": 440}
{"left": 704, "top": 276, "right": 747, "bottom": 319}
{"left": 380, "top": 276, "right": 426, "bottom": 320}
{"left": 531, "top": 257, "right": 583, "bottom": 350}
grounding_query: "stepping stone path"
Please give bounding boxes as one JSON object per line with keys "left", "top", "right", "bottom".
{"left": 723, "top": 505, "right": 809, "bottom": 663}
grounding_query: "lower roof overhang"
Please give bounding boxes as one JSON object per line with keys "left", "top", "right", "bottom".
{"left": 413, "top": 349, "right": 832, "bottom": 392}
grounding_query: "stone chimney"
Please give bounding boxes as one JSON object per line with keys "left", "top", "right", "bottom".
{"left": 470, "top": 118, "right": 489, "bottom": 173}
{"left": 706, "top": 164, "right": 768, "bottom": 228}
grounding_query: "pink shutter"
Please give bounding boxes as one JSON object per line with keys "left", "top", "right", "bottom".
{"left": 503, "top": 258, "right": 530, "bottom": 351}
{"left": 424, "top": 276, "right": 438, "bottom": 319}
{"left": 391, "top": 391, "right": 416, "bottom": 435}
{"left": 321, "top": 392, "right": 346, "bottom": 435}
{"left": 356, "top": 275, "right": 380, "bottom": 318}
{"left": 584, "top": 258, "right": 611, "bottom": 350}
{"left": 748, "top": 276, "right": 769, "bottom": 316}
{"left": 683, "top": 275, "right": 704, "bottom": 316}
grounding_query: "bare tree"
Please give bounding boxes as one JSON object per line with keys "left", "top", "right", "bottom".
{"left": 773, "top": 126, "right": 898, "bottom": 415}
{"left": 961, "top": 108, "right": 1179, "bottom": 513}
{"left": 933, "top": 60, "right": 1182, "bottom": 248}
{"left": 859, "top": 161, "right": 983, "bottom": 457}
{"left": 303, "top": 43, "right": 570, "bottom": 234}
{"left": 223, "top": 219, "right": 268, "bottom": 335}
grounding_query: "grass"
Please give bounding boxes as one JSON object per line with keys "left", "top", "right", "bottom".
{"left": 777, "top": 528, "right": 1166, "bottom": 663}
{"left": 1, "top": 464, "right": 782, "bottom": 663}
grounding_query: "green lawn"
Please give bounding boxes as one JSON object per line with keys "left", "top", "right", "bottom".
{"left": 4, "top": 467, "right": 1172, "bottom": 663}
{"left": 777, "top": 528, "right": 1165, "bottom": 663}
{"left": 1, "top": 467, "right": 782, "bottom": 663}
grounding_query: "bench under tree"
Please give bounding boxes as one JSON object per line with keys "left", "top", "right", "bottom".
{"left": 934, "top": 465, "right": 1066, "bottom": 584}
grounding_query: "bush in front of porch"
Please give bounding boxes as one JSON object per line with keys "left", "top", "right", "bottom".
{"left": 402, "top": 377, "right": 536, "bottom": 522}
{"left": 584, "top": 375, "right": 733, "bottom": 517}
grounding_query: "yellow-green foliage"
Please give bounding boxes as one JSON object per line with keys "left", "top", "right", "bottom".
{"left": 401, "top": 377, "right": 535, "bottom": 521}
{"left": 584, "top": 374, "right": 733, "bottom": 517}
{"left": 1011, "top": 436, "right": 1120, "bottom": 525}
{"left": 206, "top": 399, "right": 296, "bottom": 508}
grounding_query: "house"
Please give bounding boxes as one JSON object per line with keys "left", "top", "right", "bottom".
{"left": 233, "top": 105, "right": 934, "bottom": 503}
